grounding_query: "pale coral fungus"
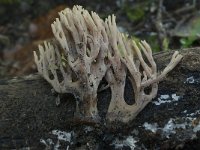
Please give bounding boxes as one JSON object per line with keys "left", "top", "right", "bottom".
{"left": 34, "top": 5, "right": 182, "bottom": 123}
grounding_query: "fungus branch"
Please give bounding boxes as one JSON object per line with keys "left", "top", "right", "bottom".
{"left": 34, "top": 6, "right": 108, "bottom": 119}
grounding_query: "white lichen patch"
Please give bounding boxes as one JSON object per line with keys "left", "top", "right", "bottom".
{"left": 186, "top": 110, "right": 200, "bottom": 117}
{"left": 162, "top": 119, "right": 176, "bottom": 135}
{"left": 182, "top": 110, "right": 187, "bottom": 113}
{"left": 40, "top": 130, "right": 73, "bottom": 150}
{"left": 52, "top": 130, "right": 72, "bottom": 142}
{"left": 143, "top": 109, "right": 200, "bottom": 139}
{"left": 143, "top": 122, "right": 158, "bottom": 133}
{"left": 40, "top": 138, "right": 54, "bottom": 149}
{"left": 184, "top": 76, "right": 195, "bottom": 84}
{"left": 84, "top": 126, "right": 94, "bottom": 133}
{"left": 193, "top": 121, "right": 200, "bottom": 132}
{"left": 111, "top": 136, "right": 138, "bottom": 150}
{"left": 152, "top": 93, "right": 181, "bottom": 105}
{"left": 171, "top": 94, "right": 180, "bottom": 101}
{"left": 162, "top": 118, "right": 187, "bottom": 138}
{"left": 143, "top": 119, "right": 188, "bottom": 138}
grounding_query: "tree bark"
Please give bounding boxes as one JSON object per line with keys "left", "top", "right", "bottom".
{"left": 0, "top": 47, "right": 200, "bottom": 149}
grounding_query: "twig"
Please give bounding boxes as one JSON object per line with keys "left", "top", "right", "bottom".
{"left": 154, "top": 0, "right": 167, "bottom": 51}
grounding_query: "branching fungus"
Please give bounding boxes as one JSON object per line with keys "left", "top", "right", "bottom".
{"left": 34, "top": 5, "right": 183, "bottom": 123}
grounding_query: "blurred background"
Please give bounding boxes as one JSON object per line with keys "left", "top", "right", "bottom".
{"left": 0, "top": 0, "right": 200, "bottom": 78}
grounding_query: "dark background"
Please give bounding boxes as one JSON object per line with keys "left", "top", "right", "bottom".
{"left": 0, "top": 0, "right": 200, "bottom": 78}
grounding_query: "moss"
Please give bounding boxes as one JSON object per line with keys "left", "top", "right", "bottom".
{"left": 162, "top": 37, "right": 169, "bottom": 51}
{"left": 123, "top": 2, "right": 148, "bottom": 22}
{"left": 180, "top": 36, "right": 198, "bottom": 48}
{"left": 145, "top": 34, "right": 160, "bottom": 52}
{"left": 131, "top": 36, "right": 140, "bottom": 44}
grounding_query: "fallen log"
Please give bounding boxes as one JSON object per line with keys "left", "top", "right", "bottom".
{"left": 0, "top": 48, "right": 200, "bottom": 149}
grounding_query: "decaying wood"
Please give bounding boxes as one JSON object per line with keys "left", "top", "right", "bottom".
{"left": 0, "top": 47, "right": 200, "bottom": 149}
